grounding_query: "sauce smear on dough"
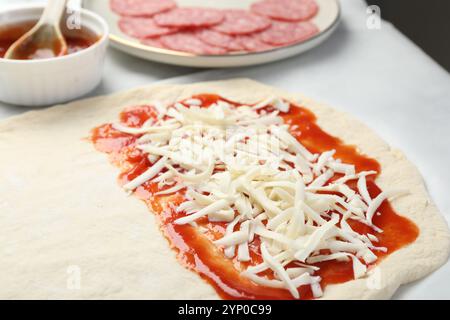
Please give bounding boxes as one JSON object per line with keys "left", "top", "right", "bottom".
{"left": 90, "top": 94, "right": 419, "bottom": 300}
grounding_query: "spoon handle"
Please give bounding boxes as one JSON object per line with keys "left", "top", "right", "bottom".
{"left": 38, "top": 0, "right": 68, "bottom": 26}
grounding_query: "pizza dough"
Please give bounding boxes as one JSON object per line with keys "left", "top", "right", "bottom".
{"left": 0, "top": 79, "right": 448, "bottom": 299}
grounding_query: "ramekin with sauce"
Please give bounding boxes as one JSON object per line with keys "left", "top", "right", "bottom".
{"left": 0, "top": 4, "right": 109, "bottom": 106}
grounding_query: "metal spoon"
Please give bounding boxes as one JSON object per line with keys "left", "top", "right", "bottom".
{"left": 5, "top": 0, "right": 68, "bottom": 60}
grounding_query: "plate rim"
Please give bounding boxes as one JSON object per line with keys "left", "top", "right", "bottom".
{"left": 87, "top": 0, "right": 341, "bottom": 60}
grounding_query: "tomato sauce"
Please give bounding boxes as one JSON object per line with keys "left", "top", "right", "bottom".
{"left": 90, "top": 95, "right": 419, "bottom": 299}
{"left": 0, "top": 20, "right": 99, "bottom": 60}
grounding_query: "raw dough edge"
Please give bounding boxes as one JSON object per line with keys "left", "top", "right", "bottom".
{"left": 0, "top": 78, "right": 448, "bottom": 300}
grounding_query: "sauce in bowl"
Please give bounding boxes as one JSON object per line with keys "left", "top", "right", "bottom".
{"left": 0, "top": 20, "right": 99, "bottom": 60}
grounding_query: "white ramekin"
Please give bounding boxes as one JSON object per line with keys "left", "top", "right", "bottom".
{"left": 0, "top": 4, "right": 109, "bottom": 107}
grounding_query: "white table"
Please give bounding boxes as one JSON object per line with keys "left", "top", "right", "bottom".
{"left": 1, "top": 0, "right": 449, "bottom": 299}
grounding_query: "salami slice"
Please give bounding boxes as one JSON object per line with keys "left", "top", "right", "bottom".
{"left": 259, "top": 21, "right": 319, "bottom": 46}
{"left": 251, "top": 0, "right": 319, "bottom": 22}
{"left": 159, "top": 32, "right": 227, "bottom": 55}
{"left": 111, "top": 0, "right": 177, "bottom": 17}
{"left": 236, "top": 35, "right": 276, "bottom": 53}
{"left": 196, "top": 30, "right": 244, "bottom": 52}
{"left": 154, "top": 8, "right": 225, "bottom": 28}
{"left": 212, "top": 9, "right": 272, "bottom": 35}
{"left": 119, "top": 17, "right": 178, "bottom": 39}
{"left": 141, "top": 37, "right": 166, "bottom": 49}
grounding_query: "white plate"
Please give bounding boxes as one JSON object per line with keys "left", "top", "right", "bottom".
{"left": 84, "top": 0, "right": 340, "bottom": 68}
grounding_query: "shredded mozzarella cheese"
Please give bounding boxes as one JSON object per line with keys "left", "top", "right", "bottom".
{"left": 112, "top": 96, "right": 404, "bottom": 299}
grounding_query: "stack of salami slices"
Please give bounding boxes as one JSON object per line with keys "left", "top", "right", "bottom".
{"left": 111, "top": 0, "right": 320, "bottom": 55}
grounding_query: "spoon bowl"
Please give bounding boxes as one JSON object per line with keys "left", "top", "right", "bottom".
{"left": 4, "top": 0, "right": 67, "bottom": 60}
{"left": 0, "top": 4, "right": 109, "bottom": 106}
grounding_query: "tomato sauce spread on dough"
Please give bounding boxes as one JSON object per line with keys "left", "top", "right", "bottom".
{"left": 90, "top": 94, "right": 418, "bottom": 300}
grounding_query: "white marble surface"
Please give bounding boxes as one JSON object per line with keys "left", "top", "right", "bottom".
{"left": 1, "top": 0, "right": 449, "bottom": 299}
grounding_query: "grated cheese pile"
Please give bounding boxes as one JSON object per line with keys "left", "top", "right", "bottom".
{"left": 113, "top": 96, "right": 404, "bottom": 299}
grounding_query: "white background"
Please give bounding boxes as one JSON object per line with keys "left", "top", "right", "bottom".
{"left": 0, "top": 0, "right": 449, "bottom": 299}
